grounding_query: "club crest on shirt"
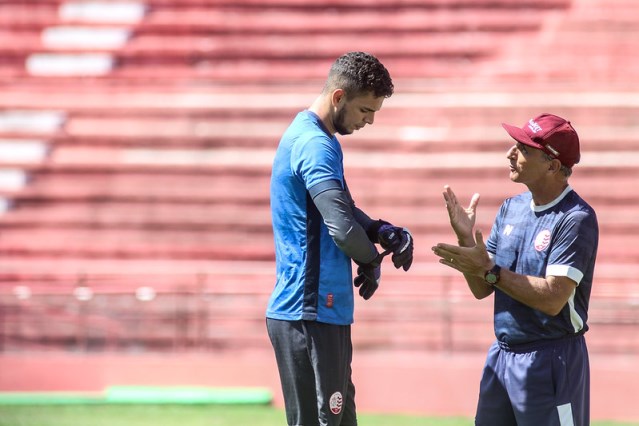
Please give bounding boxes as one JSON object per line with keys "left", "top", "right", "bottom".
{"left": 329, "top": 391, "right": 343, "bottom": 414}
{"left": 534, "top": 229, "right": 552, "bottom": 251}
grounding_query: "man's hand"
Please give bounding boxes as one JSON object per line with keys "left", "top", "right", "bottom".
{"left": 354, "top": 258, "right": 382, "bottom": 300}
{"left": 443, "top": 185, "right": 480, "bottom": 246}
{"left": 432, "top": 229, "right": 492, "bottom": 278}
{"left": 378, "top": 224, "right": 414, "bottom": 271}
{"left": 432, "top": 229, "right": 496, "bottom": 300}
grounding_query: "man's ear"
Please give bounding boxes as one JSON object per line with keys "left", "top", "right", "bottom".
{"left": 548, "top": 158, "right": 562, "bottom": 173}
{"left": 331, "top": 89, "right": 345, "bottom": 106}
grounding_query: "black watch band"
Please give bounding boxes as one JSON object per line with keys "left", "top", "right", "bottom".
{"left": 484, "top": 264, "right": 501, "bottom": 285}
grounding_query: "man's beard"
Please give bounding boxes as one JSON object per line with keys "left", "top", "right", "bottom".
{"left": 333, "top": 106, "right": 352, "bottom": 135}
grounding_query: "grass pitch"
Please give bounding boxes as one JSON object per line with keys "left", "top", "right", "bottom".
{"left": 0, "top": 405, "right": 638, "bottom": 426}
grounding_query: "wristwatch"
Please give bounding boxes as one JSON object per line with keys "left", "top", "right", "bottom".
{"left": 484, "top": 264, "right": 501, "bottom": 285}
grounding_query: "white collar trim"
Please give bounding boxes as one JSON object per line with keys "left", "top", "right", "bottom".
{"left": 530, "top": 185, "right": 573, "bottom": 212}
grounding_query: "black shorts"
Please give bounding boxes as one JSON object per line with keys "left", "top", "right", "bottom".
{"left": 266, "top": 318, "right": 357, "bottom": 426}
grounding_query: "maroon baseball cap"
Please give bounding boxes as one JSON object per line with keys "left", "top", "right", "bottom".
{"left": 501, "top": 113, "right": 580, "bottom": 168}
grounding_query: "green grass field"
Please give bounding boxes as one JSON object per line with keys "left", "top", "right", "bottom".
{"left": 0, "top": 405, "right": 637, "bottom": 426}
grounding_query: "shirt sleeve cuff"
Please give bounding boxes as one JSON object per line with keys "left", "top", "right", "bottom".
{"left": 546, "top": 264, "right": 584, "bottom": 285}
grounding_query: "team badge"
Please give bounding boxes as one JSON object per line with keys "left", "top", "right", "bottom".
{"left": 534, "top": 229, "right": 551, "bottom": 251}
{"left": 326, "top": 293, "right": 334, "bottom": 308}
{"left": 329, "top": 391, "right": 343, "bottom": 414}
{"left": 528, "top": 119, "right": 542, "bottom": 133}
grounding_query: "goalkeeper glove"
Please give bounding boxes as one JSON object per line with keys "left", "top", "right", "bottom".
{"left": 373, "top": 221, "right": 414, "bottom": 271}
{"left": 353, "top": 255, "right": 382, "bottom": 300}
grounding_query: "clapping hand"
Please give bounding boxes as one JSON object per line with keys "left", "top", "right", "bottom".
{"left": 443, "top": 185, "right": 480, "bottom": 246}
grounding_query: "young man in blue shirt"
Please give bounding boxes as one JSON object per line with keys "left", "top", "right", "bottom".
{"left": 433, "top": 113, "right": 598, "bottom": 426}
{"left": 267, "top": 52, "right": 414, "bottom": 426}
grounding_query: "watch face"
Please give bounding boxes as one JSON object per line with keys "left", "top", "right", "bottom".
{"left": 485, "top": 265, "right": 501, "bottom": 284}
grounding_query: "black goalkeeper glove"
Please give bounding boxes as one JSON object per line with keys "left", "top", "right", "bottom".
{"left": 353, "top": 255, "right": 382, "bottom": 300}
{"left": 372, "top": 221, "right": 413, "bottom": 271}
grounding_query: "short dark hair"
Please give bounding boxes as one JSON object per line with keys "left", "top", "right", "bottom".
{"left": 324, "top": 52, "right": 394, "bottom": 99}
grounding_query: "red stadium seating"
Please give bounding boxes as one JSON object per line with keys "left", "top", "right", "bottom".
{"left": 1, "top": 0, "right": 638, "bottom": 357}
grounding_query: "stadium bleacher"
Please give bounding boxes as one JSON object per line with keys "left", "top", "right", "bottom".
{"left": 0, "top": 0, "right": 638, "bottom": 356}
